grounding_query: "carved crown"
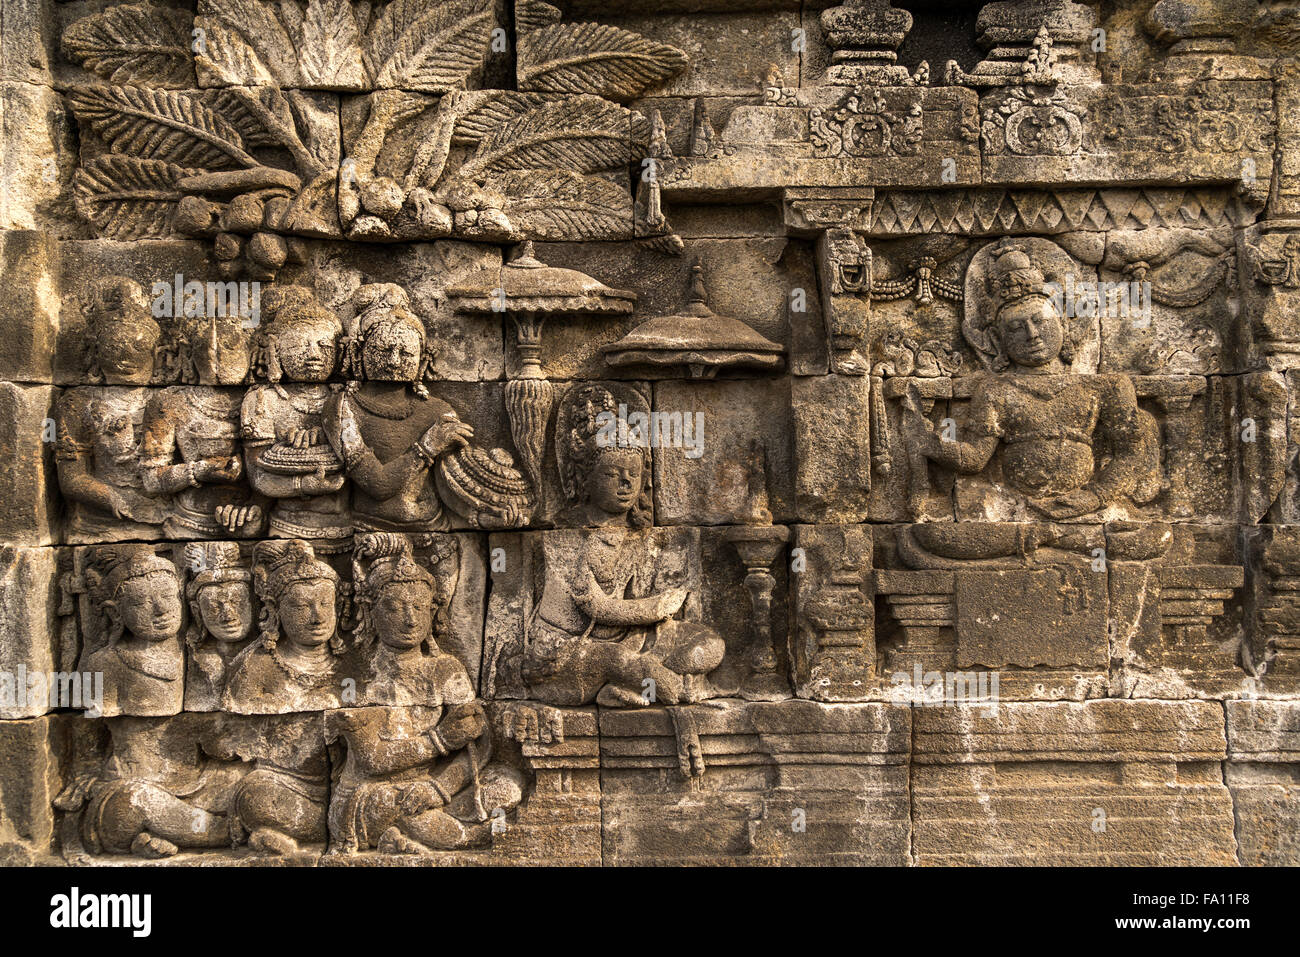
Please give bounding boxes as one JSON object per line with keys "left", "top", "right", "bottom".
{"left": 252, "top": 540, "right": 338, "bottom": 602}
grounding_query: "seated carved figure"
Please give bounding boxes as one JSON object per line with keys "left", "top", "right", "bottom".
{"left": 241, "top": 287, "right": 351, "bottom": 552}
{"left": 901, "top": 239, "right": 1160, "bottom": 526}
{"left": 142, "top": 316, "right": 265, "bottom": 539}
{"left": 182, "top": 542, "right": 255, "bottom": 711}
{"left": 218, "top": 714, "right": 329, "bottom": 857}
{"left": 328, "top": 531, "right": 523, "bottom": 855}
{"left": 351, "top": 532, "right": 467, "bottom": 707}
{"left": 54, "top": 717, "right": 246, "bottom": 860}
{"left": 224, "top": 540, "right": 344, "bottom": 714}
{"left": 81, "top": 545, "right": 185, "bottom": 717}
{"left": 521, "top": 385, "right": 725, "bottom": 708}
{"left": 55, "top": 277, "right": 168, "bottom": 542}
{"left": 327, "top": 703, "right": 524, "bottom": 855}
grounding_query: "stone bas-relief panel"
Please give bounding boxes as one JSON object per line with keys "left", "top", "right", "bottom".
{"left": 8, "top": 0, "right": 1300, "bottom": 867}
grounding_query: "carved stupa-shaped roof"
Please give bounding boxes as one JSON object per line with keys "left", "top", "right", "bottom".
{"left": 602, "top": 263, "right": 785, "bottom": 378}
{"left": 448, "top": 242, "right": 637, "bottom": 315}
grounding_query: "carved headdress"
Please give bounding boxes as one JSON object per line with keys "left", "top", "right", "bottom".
{"left": 986, "top": 242, "right": 1054, "bottom": 316}
{"left": 351, "top": 532, "right": 458, "bottom": 648}
{"left": 84, "top": 545, "right": 181, "bottom": 648}
{"left": 251, "top": 539, "right": 343, "bottom": 654}
{"left": 87, "top": 544, "right": 178, "bottom": 600}
{"left": 342, "top": 283, "right": 436, "bottom": 396}
{"left": 962, "top": 237, "right": 1099, "bottom": 372}
{"left": 555, "top": 383, "right": 652, "bottom": 527}
{"left": 185, "top": 542, "right": 251, "bottom": 595}
{"left": 82, "top": 276, "right": 162, "bottom": 383}
{"left": 183, "top": 542, "right": 252, "bottom": 648}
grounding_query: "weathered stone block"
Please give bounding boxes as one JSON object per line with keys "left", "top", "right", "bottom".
{"left": 0, "top": 383, "right": 56, "bottom": 545}
{"left": 913, "top": 700, "right": 1237, "bottom": 865}
{"left": 0, "top": 714, "right": 61, "bottom": 865}
{"left": 0, "top": 230, "right": 58, "bottom": 383}
{"left": 1226, "top": 699, "right": 1300, "bottom": 866}
{"left": 599, "top": 700, "right": 911, "bottom": 865}
{"left": 0, "top": 82, "right": 77, "bottom": 233}
{"left": 0, "top": 545, "right": 60, "bottom": 719}
{"left": 792, "top": 375, "right": 871, "bottom": 523}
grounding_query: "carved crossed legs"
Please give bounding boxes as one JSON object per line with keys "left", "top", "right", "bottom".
{"left": 92, "top": 781, "right": 231, "bottom": 859}
{"left": 230, "top": 768, "right": 328, "bottom": 856}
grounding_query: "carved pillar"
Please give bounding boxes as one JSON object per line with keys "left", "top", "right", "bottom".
{"left": 724, "top": 524, "right": 792, "bottom": 701}
{"left": 791, "top": 525, "right": 876, "bottom": 700}
{"left": 1135, "top": 375, "right": 1207, "bottom": 519}
{"left": 1144, "top": 0, "right": 1262, "bottom": 79}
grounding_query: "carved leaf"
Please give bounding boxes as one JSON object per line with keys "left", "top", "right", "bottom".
{"left": 67, "top": 86, "right": 255, "bottom": 170}
{"left": 490, "top": 169, "right": 634, "bottom": 240}
{"left": 200, "top": 88, "right": 295, "bottom": 149}
{"left": 365, "top": 0, "right": 495, "bottom": 90}
{"left": 300, "top": 0, "right": 366, "bottom": 87}
{"left": 73, "top": 156, "right": 195, "bottom": 240}
{"left": 452, "top": 92, "right": 562, "bottom": 146}
{"left": 195, "top": 0, "right": 298, "bottom": 86}
{"left": 519, "top": 21, "right": 687, "bottom": 101}
{"left": 461, "top": 95, "right": 641, "bottom": 176}
{"left": 515, "top": 0, "right": 562, "bottom": 34}
{"left": 61, "top": 3, "right": 197, "bottom": 88}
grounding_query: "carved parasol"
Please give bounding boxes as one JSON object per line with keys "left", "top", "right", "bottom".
{"left": 449, "top": 242, "right": 637, "bottom": 519}
{"left": 602, "top": 262, "right": 785, "bottom": 378}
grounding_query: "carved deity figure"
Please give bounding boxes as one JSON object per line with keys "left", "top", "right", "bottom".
{"left": 326, "top": 284, "right": 473, "bottom": 534}
{"left": 55, "top": 277, "right": 168, "bottom": 542}
{"left": 142, "top": 316, "right": 265, "bottom": 538}
{"left": 224, "top": 540, "right": 344, "bottom": 714}
{"left": 241, "top": 287, "right": 351, "bottom": 552}
{"left": 81, "top": 545, "right": 185, "bottom": 717}
{"left": 900, "top": 238, "right": 1160, "bottom": 524}
{"left": 351, "top": 532, "right": 467, "bottom": 707}
{"left": 218, "top": 713, "right": 330, "bottom": 857}
{"left": 182, "top": 542, "right": 255, "bottom": 711}
{"left": 520, "top": 385, "right": 725, "bottom": 707}
{"left": 54, "top": 717, "right": 247, "bottom": 859}
{"left": 327, "top": 702, "right": 524, "bottom": 855}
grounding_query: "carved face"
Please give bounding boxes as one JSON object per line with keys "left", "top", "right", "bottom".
{"left": 276, "top": 579, "right": 336, "bottom": 648}
{"left": 96, "top": 318, "right": 160, "bottom": 385}
{"left": 995, "top": 297, "right": 1063, "bottom": 368}
{"left": 116, "top": 573, "right": 183, "bottom": 642}
{"left": 197, "top": 581, "right": 253, "bottom": 643}
{"left": 362, "top": 321, "right": 422, "bottom": 383}
{"left": 275, "top": 319, "right": 339, "bottom": 382}
{"left": 585, "top": 449, "right": 643, "bottom": 516}
{"left": 193, "top": 322, "right": 252, "bottom": 385}
{"left": 372, "top": 580, "right": 435, "bottom": 650}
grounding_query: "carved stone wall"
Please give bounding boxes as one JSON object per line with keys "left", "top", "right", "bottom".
{"left": 2, "top": 0, "right": 1300, "bottom": 866}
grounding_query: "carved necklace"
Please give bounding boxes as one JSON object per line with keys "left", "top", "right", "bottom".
{"left": 276, "top": 384, "right": 330, "bottom": 415}
{"left": 269, "top": 643, "right": 334, "bottom": 687}
{"left": 186, "top": 388, "right": 239, "bottom": 421}
{"left": 352, "top": 389, "right": 418, "bottom": 420}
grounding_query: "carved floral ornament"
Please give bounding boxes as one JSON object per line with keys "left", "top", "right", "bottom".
{"left": 60, "top": 0, "right": 689, "bottom": 256}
